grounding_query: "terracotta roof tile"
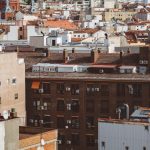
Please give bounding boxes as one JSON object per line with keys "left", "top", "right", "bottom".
{"left": 43, "top": 20, "right": 78, "bottom": 30}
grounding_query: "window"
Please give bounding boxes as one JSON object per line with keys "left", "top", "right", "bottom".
{"left": 71, "top": 84, "right": 79, "bottom": 95}
{"left": 20, "top": 35, "right": 23, "bottom": 39}
{"left": 20, "top": 27, "right": 23, "bottom": 31}
{"left": 100, "top": 100, "right": 109, "bottom": 114}
{"left": 42, "top": 82, "right": 51, "bottom": 94}
{"left": 86, "top": 99, "right": 94, "bottom": 112}
{"left": 12, "top": 78, "right": 16, "bottom": 84}
{"left": 117, "top": 83, "right": 125, "bottom": 96}
{"left": 101, "top": 84, "right": 109, "bottom": 96}
{"left": 33, "top": 115, "right": 40, "bottom": 127}
{"left": 43, "top": 98, "right": 51, "bottom": 110}
{"left": 14, "top": 93, "right": 18, "bottom": 100}
{"left": 71, "top": 100, "right": 79, "bottom": 112}
{"left": 57, "top": 116, "right": 65, "bottom": 129}
{"left": 86, "top": 134, "right": 95, "bottom": 146}
{"left": 71, "top": 116, "right": 80, "bottom": 129}
{"left": 57, "top": 83, "right": 65, "bottom": 94}
{"left": 86, "top": 84, "right": 100, "bottom": 95}
{"left": 86, "top": 116, "right": 95, "bottom": 129}
{"left": 58, "top": 134, "right": 65, "bottom": 144}
{"left": 43, "top": 115, "right": 51, "bottom": 128}
{"left": 128, "top": 84, "right": 142, "bottom": 97}
{"left": 57, "top": 100, "right": 65, "bottom": 111}
{"left": 71, "top": 133, "right": 80, "bottom": 145}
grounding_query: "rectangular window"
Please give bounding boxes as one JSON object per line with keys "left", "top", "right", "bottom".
{"left": 86, "top": 99, "right": 94, "bottom": 112}
{"left": 86, "top": 134, "right": 95, "bottom": 146}
{"left": 71, "top": 133, "right": 80, "bottom": 145}
{"left": 117, "top": 83, "right": 125, "bottom": 96}
{"left": 101, "top": 84, "right": 109, "bottom": 96}
{"left": 86, "top": 116, "right": 95, "bottom": 129}
{"left": 71, "top": 84, "right": 80, "bottom": 95}
{"left": 100, "top": 100, "right": 109, "bottom": 114}
{"left": 71, "top": 116, "right": 80, "bottom": 129}
{"left": 42, "top": 82, "right": 51, "bottom": 94}
{"left": 43, "top": 115, "right": 51, "bottom": 128}
{"left": 43, "top": 98, "right": 51, "bottom": 110}
{"left": 14, "top": 93, "right": 18, "bottom": 100}
{"left": 128, "top": 84, "right": 142, "bottom": 97}
{"left": 20, "top": 27, "right": 23, "bottom": 31}
{"left": 57, "top": 116, "right": 65, "bottom": 129}
{"left": 86, "top": 84, "right": 100, "bottom": 95}
{"left": 71, "top": 100, "right": 79, "bottom": 112}
{"left": 57, "top": 83, "right": 65, "bottom": 94}
{"left": 58, "top": 134, "right": 65, "bottom": 145}
{"left": 57, "top": 100, "right": 65, "bottom": 111}
{"left": 12, "top": 78, "right": 16, "bottom": 84}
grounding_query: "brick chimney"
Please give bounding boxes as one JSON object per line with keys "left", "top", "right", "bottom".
{"left": 63, "top": 49, "right": 68, "bottom": 63}
{"left": 91, "top": 49, "right": 99, "bottom": 63}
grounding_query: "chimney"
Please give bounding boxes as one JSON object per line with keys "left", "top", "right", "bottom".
{"left": 91, "top": 49, "right": 99, "bottom": 63}
{"left": 63, "top": 49, "right": 68, "bottom": 63}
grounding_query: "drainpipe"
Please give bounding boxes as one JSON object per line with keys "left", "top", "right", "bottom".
{"left": 123, "top": 103, "right": 129, "bottom": 120}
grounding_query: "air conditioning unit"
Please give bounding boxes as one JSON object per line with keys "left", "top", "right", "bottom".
{"left": 39, "top": 88, "right": 44, "bottom": 93}
{"left": 95, "top": 88, "right": 100, "bottom": 92}
{"left": 58, "top": 140, "right": 62, "bottom": 144}
{"left": 67, "top": 120, "right": 71, "bottom": 124}
{"left": 67, "top": 104, "right": 71, "bottom": 110}
{"left": 99, "top": 69, "right": 104, "bottom": 74}
{"left": 66, "top": 87, "right": 71, "bottom": 91}
{"left": 67, "top": 140, "right": 71, "bottom": 144}
{"left": 128, "top": 85, "right": 133, "bottom": 94}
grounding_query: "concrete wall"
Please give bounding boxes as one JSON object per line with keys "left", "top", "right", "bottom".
{"left": 0, "top": 118, "right": 19, "bottom": 150}
{"left": 5, "top": 119, "right": 19, "bottom": 150}
{"left": 0, "top": 53, "right": 26, "bottom": 125}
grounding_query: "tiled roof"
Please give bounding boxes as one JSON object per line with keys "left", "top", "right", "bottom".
{"left": 43, "top": 19, "right": 78, "bottom": 30}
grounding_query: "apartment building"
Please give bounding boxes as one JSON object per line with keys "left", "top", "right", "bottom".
{"left": 104, "top": 9, "right": 136, "bottom": 21}
{"left": 0, "top": 52, "right": 26, "bottom": 125}
{"left": 23, "top": 46, "right": 150, "bottom": 150}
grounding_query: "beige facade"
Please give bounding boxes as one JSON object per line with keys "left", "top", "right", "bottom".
{"left": 104, "top": 10, "right": 136, "bottom": 21}
{"left": 0, "top": 52, "right": 26, "bottom": 125}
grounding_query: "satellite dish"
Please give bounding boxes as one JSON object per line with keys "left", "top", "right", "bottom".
{"left": 3, "top": 110, "right": 9, "bottom": 120}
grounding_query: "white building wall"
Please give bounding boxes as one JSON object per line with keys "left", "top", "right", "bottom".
{"left": 3, "top": 26, "right": 19, "bottom": 40}
{"left": 0, "top": 122, "right": 5, "bottom": 150}
{"left": 98, "top": 122, "right": 150, "bottom": 150}
{"left": 27, "top": 26, "right": 39, "bottom": 42}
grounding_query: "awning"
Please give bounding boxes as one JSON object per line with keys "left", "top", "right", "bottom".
{"left": 31, "top": 81, "right": 40, "bottom": 89}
